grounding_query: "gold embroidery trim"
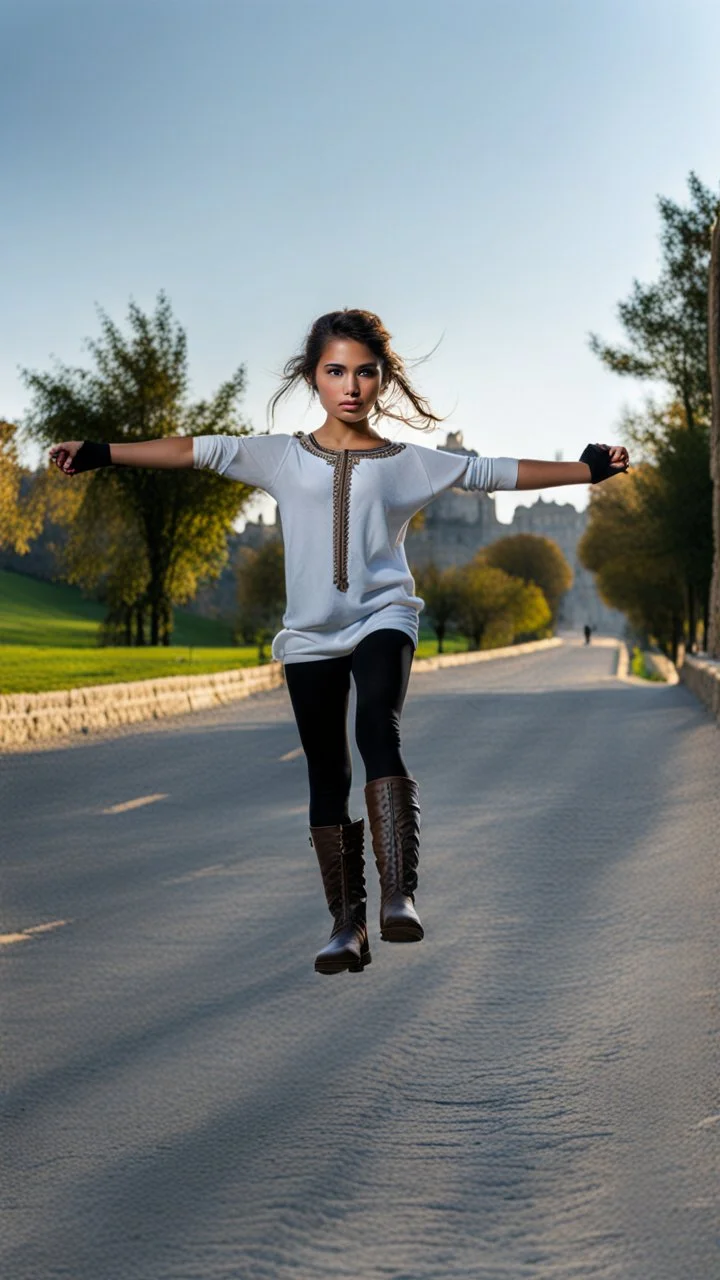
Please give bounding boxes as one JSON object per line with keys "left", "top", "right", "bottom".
{"left": 294, "top": 431, "right": 406, "bottom": 592}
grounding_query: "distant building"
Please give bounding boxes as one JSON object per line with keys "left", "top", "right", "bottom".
{"left": 405, "top": 430, "right": 625, "bottom": 634}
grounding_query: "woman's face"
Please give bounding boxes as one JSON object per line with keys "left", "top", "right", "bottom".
{"left": 312, "top": 338, "right": 383, "bottom": 423}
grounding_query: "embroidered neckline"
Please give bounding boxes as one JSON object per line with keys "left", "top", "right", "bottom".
{"left": 294, "top": 430, "right": 406, "bottom": 460}
{"left": 292, "top": 431, "right": 406, "bottom": 592}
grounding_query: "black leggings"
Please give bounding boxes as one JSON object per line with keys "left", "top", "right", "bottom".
{"left": 284, "top": 627, "right": 415, "bottom": 827}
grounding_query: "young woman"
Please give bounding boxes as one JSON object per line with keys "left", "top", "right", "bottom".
{"left": 49, "top": 309, "right": 630, "bottom": 977}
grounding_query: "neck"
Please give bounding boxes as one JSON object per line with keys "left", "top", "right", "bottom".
{"left": 315, "top": 413, "right": 381, "bottom": 448}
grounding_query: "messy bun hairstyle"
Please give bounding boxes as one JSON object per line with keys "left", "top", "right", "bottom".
{"left": 268, "top": 308, "right": 444, "bottom": 433}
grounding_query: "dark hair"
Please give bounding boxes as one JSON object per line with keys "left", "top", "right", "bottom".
{"left": 267, "top": 309, "right": 445, "bottom": 432}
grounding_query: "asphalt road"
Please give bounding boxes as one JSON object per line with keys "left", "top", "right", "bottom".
{"left": 1, "top": 635, "right": 718, "bottom": 1280}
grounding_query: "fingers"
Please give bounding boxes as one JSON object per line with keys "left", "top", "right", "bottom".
{"left": 603, "top": 443, "right": 630, "bottom": 469}
{"left": 48, "top": 444, "right": 77, "bottom": 475}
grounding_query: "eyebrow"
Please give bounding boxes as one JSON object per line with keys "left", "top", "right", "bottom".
{"left": 322, "top": 361, "right": 379, "bottom": 370}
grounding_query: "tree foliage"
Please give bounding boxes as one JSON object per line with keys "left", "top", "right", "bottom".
{"left": 19, "top": 293, "right": 261, "bottom": 645}
{"left": 235, "top": 539, "right": 286, "bottom": 662}
{"left": 578, "top": 465, "right": 685, "bottom": 659}
{"left": 0, "top": 422, "right": 46, "bottom": 554}
{"left": 412, "top": 555, "right": 552, "bottom": 651}
{"left": 587, "top": 172, "right": 720, "bottom": 648}
{"left": 453, "top": 559, "right": 551, "bottom": 650}
{"left": 412, "top": 560, "right": 463, "bottom": 652}
{"left": 588, "top": 172, "right": 719, "bottom": 430}
{"left": 482, "top": 533, "right": 572, "bottom": 625}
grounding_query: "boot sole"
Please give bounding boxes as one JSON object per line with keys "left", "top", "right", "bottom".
{"left": 380, "top": 923, "right": 424, "bottom": 942}
{"left": 314, "top": 949, "right": 372, "bottom": 974}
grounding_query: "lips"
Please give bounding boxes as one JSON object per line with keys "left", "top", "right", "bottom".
{"left": 339, "top": 403, "right": 361, "bottom": 409}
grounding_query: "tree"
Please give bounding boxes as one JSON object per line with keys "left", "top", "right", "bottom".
{"left": 708, "top": 212, "right": 720, "bottom": 656}
{"left": 482, "top": 532, "right": 572, "bottom": 629}
{"left": 621, "top": 400, "right": 713, "bottom": 646}
{"left": 235, "top": 539, "right": 286, "bottom": 662}
{"left": 411, "top": 560, "right": 463, "bottom": 652}
{"left": 588, "top": 172, "right": 720, "bottom": 649}
{"left": 0, "top": 421, "right": 46, "bottom": 554}
{"left": 19, "top": 293, "right": 261, "bottom": 645}
{"left": 589, "top": 172, "right": 718, "bottom": 431}
{"left": 454, "top": 559, "right": 551, "bottom": 650}
{"left": 578, "top": 464, "right": 686, "bottom": 661}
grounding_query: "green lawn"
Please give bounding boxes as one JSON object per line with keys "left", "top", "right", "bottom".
{"left": 0, "top": 569, "right": 234, "bottom": 648}
{"left": 0, "top": 569, "right": 263, "bottom": 693}
{"left": 0, "top": 568, "right": 507, "bottom": 695}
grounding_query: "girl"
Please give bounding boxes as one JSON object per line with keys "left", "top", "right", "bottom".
{"left": 49, "top": 308, "right": 629, "bottom": 977}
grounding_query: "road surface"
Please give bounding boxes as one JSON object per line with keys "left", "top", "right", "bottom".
{"left": 1, "top": 636, "right": 718, "bottom": 1279}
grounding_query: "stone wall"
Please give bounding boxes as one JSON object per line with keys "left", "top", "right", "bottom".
{"left": 0, "top": 663, "right": 285, "bottom": 749}
{"left": 0, "top": 638, "right": 566, "bottom": 750}
{"left": 679, "top": 653, "right": 720, "bottom": 722}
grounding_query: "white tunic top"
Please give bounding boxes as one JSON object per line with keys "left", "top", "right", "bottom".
{"left": 193, "top": 431, "right": 519, "bottom": 664}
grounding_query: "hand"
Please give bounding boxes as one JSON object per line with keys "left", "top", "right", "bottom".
{"left": 604, "top": 443, "right": 629, "bottom": 473}
{"left": 49, "top": 441, "right": 83, "bottom": 476}
{"left": 580, "top": 442, "right": 630, "bottom": 483}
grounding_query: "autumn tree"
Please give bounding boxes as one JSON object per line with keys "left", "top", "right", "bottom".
{"left": 0, "top": 421, "right": 45, "bottom": 554}
{"left": 19, "top": 293, "right": 262, "bottom": 645}
{"left": 454, "top": 560, "right": 551, "bottom": 650}
{"left": 482, "top": 532, "right": 571, "bottom": 630}
{"left": 578, "top": 463, "right": 686, "bottom": 661}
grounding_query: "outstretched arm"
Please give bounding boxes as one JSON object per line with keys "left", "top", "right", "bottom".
{"left": 49, "top": 437, "right": 194, "bottom": 474}
{"left": 516, "top": 444, "right": 629, "bottom": 490}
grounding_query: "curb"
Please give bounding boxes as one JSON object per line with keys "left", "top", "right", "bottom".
{"left": 411, "top": 636, "right": 562, "bottom": 674}
{"left": 0, "top": 663, "right": 285, "bottom": 749}
{"left": 0, "top": 636, "right": 564, "bottom": 750}
{"left": 643, "top": 650, "right": 679, "bottom": 684}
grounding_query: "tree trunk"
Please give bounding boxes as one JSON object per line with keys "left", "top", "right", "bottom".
{"left": 124, "top": 605, "right": 132, "bottom": 647}
{"left": 687, "top": 580, "right": 697, "bottom": 652}
{"left": 135, "top": 601, "right": 145, "bottom": 646}
{"left": 150, "top": 597, "right": 160, "bottom": 645}
{"left": 671, "top": 613, "right": 682, "bottom": 666}
{"left": 707, "top": 215, "right": 720, "bottom": 656}
{"left": 160, "top": 597, "right": 172, "bottom": 646}
{"left": 437, "top": 624, "right": 445, "bottom": 654}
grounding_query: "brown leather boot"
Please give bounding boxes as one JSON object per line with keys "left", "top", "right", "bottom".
{"left": 364, "top": 775, "right": 424, "bottom": 942}
{"left": 308, "top": 816, "right": 372, "bottom": 974}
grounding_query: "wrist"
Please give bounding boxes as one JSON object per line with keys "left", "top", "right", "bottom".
{"left": 73, "top": 440, "right": 112, "bottom": 473}
{"left": 580, "top": 443, "right": 613, "bottom": 484}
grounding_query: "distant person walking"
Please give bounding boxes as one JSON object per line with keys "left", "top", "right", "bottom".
{"left": 49, "top": 309, "right": 630, "bottom": 975}
{"left": 584, "top": 624, "right": 593, "bottom": 644}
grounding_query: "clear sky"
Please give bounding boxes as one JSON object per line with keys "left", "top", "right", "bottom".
{"left": 2, "top": 0, "right": 719, "bottom": 527}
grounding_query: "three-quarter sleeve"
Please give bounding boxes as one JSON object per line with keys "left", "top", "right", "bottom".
{"left": 458, "top": 454, "right": 518, "bottom": 492}
{"left": 192, "top": 433, "right": 292, "bottom": 493}
{"left": 411, "top": 443, "right": 518, "bottom": 496}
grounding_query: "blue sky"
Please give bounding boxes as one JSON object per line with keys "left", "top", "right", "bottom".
{"left": 2, "top": 0, "right": 718, "bottom": 527}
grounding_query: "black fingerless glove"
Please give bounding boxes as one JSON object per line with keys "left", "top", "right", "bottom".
{"left": 72, "top": 440, "right": 112, "bottom": 473}
{"left": 580, "top": 443, "right": 616, "bottom": 484}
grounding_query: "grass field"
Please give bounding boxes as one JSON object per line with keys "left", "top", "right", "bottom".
{"left": 0, "top": 570, "right": 472, "bottom": 694}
